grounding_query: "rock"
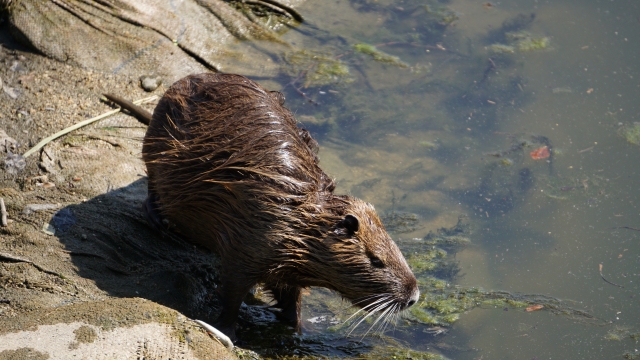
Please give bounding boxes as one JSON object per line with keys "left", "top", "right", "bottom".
{"left": 23, "top": 203, "right": 61, "bottom": 215}
{"left": 0, "top": 129, "right": 18, "bottom": 153}
{"left": 3, "top": 151, "right": 26, "bottom": 175}
{"left": 139, "top": 75, "right": 162, "bottom": 92}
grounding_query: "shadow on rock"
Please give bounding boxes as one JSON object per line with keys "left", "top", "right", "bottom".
{"left": 54, "top": 178, "right": 223, "bottom": 324}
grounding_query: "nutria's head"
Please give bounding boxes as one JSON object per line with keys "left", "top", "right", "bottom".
{"left": 287, "top": 196, "right": 419, "bottom": 323}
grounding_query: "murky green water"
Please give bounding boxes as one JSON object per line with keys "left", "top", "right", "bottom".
{"left": 247, "top": 0, "right": 640, "bottom": 358}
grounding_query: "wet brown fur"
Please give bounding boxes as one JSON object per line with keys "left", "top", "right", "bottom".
{"left": 142, "top": 73, "right": 418, "bottom": 340}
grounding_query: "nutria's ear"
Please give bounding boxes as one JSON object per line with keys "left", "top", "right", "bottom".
{"left": 338, "top": 214, "right": 359, "bottom": 235}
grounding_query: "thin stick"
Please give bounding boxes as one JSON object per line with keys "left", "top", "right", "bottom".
{"left": 23, "top": 95, "right": 157, "bottom": 158}
{"left": 599, "top": 263, "right": 624, "bottom": 288}
{"left": 0, "top": 198, "right": 6, "bottom": 227}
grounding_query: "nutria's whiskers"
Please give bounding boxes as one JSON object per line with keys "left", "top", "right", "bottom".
{"left": 342, "top": 294, "right": 390, "bottom": 325}
{"left": 362, "top": 302, "right": 396, "bottom": 339}
{"left": 347, "top": 295, "right": 395, "bottom": 337}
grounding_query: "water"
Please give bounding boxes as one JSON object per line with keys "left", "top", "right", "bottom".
{"left": 249, "top": 0, "right": 640, "bottom": 358}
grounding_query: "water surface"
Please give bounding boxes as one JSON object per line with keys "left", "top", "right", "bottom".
{"left": 252, "top": 0, "right": 640, "bottom": 358}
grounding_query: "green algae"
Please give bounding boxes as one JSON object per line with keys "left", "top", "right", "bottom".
{"left": 515, "top": 36, "right": 550, "bottom": 52}
{"left": 605, "top": 332, "right": 623, "bottom": 341}
{"left": 619, "top": 122, "right": 640, "bottom": 146}
{"left": 499, "top": 158, "right": 514, "bottom": 166}
{"left": 419, "top": 140, "right": 439, "bottom": 149}
{"left": 406, "top": 249, "right": 447, "bottom": 273}
{"left": 361, "top": 345, "right": 448, "bottom": 360}
{"left": 490, "top": 44, "right": 516, "bottom": 54}
{"left": 284, "top": 49, "right": 353, "bottom": 87}
{"left": 353, "top": 43, "right": 409, "bottom": 68}
{"left": 490, "top": 31, "right": 550, "bottom": 55}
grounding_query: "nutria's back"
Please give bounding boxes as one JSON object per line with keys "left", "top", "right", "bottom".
{"left": 142, "top": 73, "right": 419, "bottom": 340}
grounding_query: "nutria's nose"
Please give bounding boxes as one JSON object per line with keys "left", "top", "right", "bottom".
{"left": 407, "top": 288, "right": 420, "bottom": 308}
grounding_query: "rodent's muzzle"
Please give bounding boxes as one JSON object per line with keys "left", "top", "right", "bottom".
{"left": 405, "top": 287, "right": 420, "bottom": 309}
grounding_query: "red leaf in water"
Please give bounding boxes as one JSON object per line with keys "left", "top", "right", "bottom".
{"left": 530, "top": 146, "right": 550, "bottom": 160}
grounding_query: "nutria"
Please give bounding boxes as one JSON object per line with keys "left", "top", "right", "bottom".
{"left": 107, "top": 73, "right": 419, "bottom": 340}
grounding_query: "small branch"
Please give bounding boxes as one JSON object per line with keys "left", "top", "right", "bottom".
{"left": 286, "top": 68, "right": 319, "bottom": 105}
{"left": 0, "top": 198, "right": 7, "bottom": 227}
{"left": 292, "top": 85, "right": 319, "bottom": 105}
{"left": 599, "top": 263, "right": 624, "bottom": 288}
{"left": 23, "top": 95, "right": 157, "bottom": 158}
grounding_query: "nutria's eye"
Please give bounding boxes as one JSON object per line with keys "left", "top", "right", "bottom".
{"left": 369, "top": 255, "right": 384, "bottom": 268}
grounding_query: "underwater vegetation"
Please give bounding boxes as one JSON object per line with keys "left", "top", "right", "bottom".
{"left": 619, "top": 122, "right": 640, "bottom": 146}
{"left": 381, "top": 211, "right": 422, "bottom": 234}
{"left": 353, "top": 43, "right": 409, "bottom": 68}
{"left": 283, "top": 49, "right": 353, "bottom": 87}
{"left": 358, "top": 344, "right": 448, "bottom": 360}
{"left": 485, "top": 13, "right": 536, "bottom": 44}
{"left": 490, "top": 31, "right": 550, "bottom": 54}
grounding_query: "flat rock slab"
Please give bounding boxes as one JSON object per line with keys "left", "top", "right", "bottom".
{"left": 0, "top": 297, "right": 236, "bottom": 359}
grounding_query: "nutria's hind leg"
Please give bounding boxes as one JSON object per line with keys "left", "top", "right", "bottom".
{"left": 265, "top": 285, "right": 302, "bottom": 332}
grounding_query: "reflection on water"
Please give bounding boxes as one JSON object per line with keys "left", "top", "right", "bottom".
{"left": 250, "top": 0, "right": 640, "bottom": 358}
